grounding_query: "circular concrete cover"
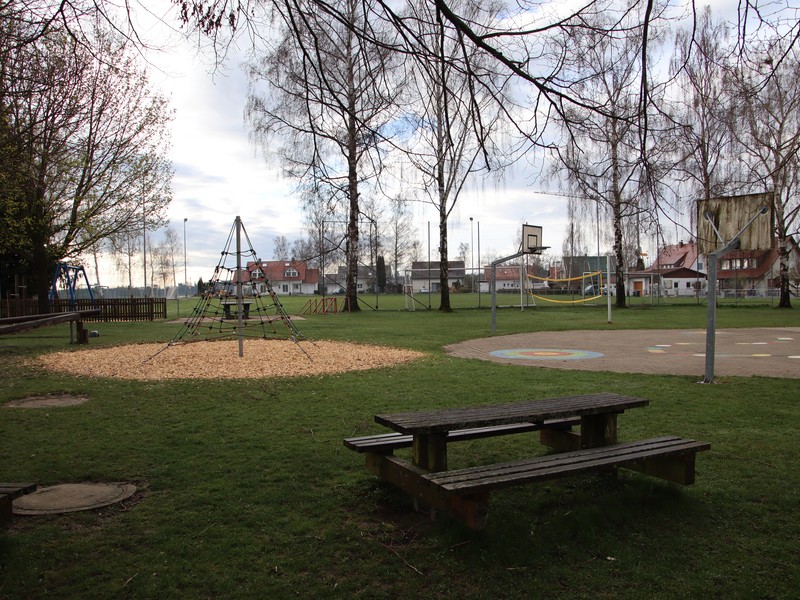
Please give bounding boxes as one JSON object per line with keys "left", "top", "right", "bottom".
{"left": 5, "top": 394, "right": 88, "bottom": 408}
{"left": 13, "top": 483, "right": 136, "bottom": 515}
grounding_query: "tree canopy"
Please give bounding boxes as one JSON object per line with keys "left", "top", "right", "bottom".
{"left": 0, "top": 14, "right": 173, "bottom": 310}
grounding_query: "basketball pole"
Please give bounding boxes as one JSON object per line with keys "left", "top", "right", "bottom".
{"left": 702, "top": 206, "right": 768, "bottom": 384}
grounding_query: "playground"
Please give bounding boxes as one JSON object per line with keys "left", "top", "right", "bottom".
{"left": 1, "top": 215, "right": 796, "bottom": 598}
{"left": 36, "top": 339, "right": 423, "bottom": 380}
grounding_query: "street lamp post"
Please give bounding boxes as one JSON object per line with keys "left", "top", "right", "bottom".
{"left": 183, "top": 218, "right": 188, "bottom": 289}
{"left": 477, "top": 221, "right": 481, "bottom": 308}
{"left": 470, "top": 217, "right": 474, "bottom": 293}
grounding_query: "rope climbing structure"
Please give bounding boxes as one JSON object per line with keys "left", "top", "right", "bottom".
{"left": 161, "top": 216, "right": 312, "bottom": 360}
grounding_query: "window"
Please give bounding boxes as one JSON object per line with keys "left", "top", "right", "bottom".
{"left": 357, "top": 283, "right": 363, "bottom": 289}
{"left": 674, "top": 281, "right": 679, "bottom": 288}
{"left": 721, "top": 258, "right": 754, "bottom": 270}
{"left": 293, "top": 283, "right": 300, "bottom": 290}
{"left": 282, "top": 285, "right": 288, "bottom": 293}
{"left": 686, "top": 282, "right": 691, "bottom": 288}
{"left": 284, "top": 268, "right": 299, "bottom": 278}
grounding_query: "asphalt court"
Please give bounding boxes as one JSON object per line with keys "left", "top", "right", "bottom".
{"left": 443, "top": 327, "right": 800, "bottom": 379}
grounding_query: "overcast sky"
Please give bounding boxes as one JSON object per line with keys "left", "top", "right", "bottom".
{"left": 86, "top": 2, "right": 581, "bottom": 289}
{"left": 95, "top": 0, "right": 729, "bottom": 288}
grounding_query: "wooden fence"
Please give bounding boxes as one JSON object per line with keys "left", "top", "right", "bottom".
{"left": 1, "top": 298, "right": 167, "bottom": 321}
{"left": 299, "top": 296, "right": 350, "bottom": 315}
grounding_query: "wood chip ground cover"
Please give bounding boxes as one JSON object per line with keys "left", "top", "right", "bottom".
{"left": 36, "top": 340, "right": 425, "bottom": 381}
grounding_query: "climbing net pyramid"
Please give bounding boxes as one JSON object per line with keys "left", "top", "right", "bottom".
{"left": 166, "top": 217, "right": 311, "bottom": 357}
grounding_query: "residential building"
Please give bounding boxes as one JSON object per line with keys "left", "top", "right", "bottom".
{"left": 650, "top": 240, "right": 703, "bottom": 272}
{"left": 479, "top": 264, "right": 549, "bottom": 293}
{"left": 329, "top": 265, "right": 392, "bottom": 294}
{"left": 409, "top": 261, "right": 466, "bottom": 293}
{"left": 244, "top": 261, "right": 319, "bottom": 295}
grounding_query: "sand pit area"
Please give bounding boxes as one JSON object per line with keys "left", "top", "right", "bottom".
{"left": 36, "top": 340, "right": 425, "bottom": 381}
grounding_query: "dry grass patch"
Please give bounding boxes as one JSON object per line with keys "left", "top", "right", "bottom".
{"left": 36, "top": 339, "right": 425, "bottom": 381}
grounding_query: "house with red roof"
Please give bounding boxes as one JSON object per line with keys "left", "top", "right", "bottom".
{"left": 480, "top": 264, "right": 547, "bottom": 292}
{"left": 244, "top": 261, "right": 319, "bottom": 295}
{"left": 625, "top": 241, "right": 705, "bottom": 297}
{"left": 633, "top": 238, "right": 799, "bottom": 297}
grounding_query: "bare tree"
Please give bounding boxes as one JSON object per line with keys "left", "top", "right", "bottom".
{"left": 154, "top": 240, "right": 171, "bottom": 291}
{"left": 290, "top": 238, "right": 313, "bottom": 261}
{"left": 244, "top": 0, "right": 400, "bottom": 311}
{"left": 456, "top": 242, "right": 469, "bottom": 265}
{"left": 273, "top": 235, "right": 289, "bottom": 260}
{"left": 162, "top": 226, "right": 182, "bottom": 287}
{"left": 109, "top": 227, "right": 140, "bottom": 295}
{"left": 176, "top": 0, "right": 681, "bottom": 157}
{"left": 669, "top": 8, "right": 738, "bottom": 237}
{"left": 551, "top": 9, "right": 668, "bottom": 306}
{"left": 385, "top": 196, "right": 416, "bottom": 288}
{"left": 731, "top": 35, "right": 800, "bottom": 308}
{"left": 296, "top": 193, "right": 347, "bottom": 293}
{"left": 401, "top": 0, "right": 508, "bottom": 311}
{"left": 409, "top": 239, "right": 423, "bottom": 264}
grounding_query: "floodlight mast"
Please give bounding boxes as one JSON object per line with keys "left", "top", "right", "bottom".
{"left": 702, "top": 206, "right": 769, "bottom": 384}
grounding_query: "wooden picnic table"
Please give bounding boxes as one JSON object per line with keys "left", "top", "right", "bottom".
{"left": 348, "top": 393, "right": 709, "bottom": 529}
{"left": 1, "top": 483, "right": 37, "bottom": 527}
{"left": 220, "top": 299, "right": 253, "bottom": 320}
{"left": 375, "top": 392, "right": 648, "bottom": 472}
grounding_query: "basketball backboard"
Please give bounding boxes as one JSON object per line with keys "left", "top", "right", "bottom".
{"left": 522, "top": 224, "right": 544, "bottom": 254}
{"left": 697, "top": 193, "right": 773, "bottom": 255}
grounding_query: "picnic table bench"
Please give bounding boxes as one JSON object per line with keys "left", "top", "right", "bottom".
{"left": 220, "top": 299, "right": 253, "bottom": 320}
{"left": 344, "top": 393, "right": 709, "bottom": 529}
{"left": 1, "top": 483, "right": 37, "bottom": 526}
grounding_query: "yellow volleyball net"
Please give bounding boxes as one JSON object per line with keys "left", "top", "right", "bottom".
{"left": 527, "top": 271, "right": 603, "bottom": 303}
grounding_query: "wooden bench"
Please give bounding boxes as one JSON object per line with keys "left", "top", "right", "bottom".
{"left": 366, "top": 437, "right": 709, "bottom": 529}
{"left": 1, "top": 483, "right": 37, "bottom": 526}
{"left": 425, "top": 436, "right": 711, "bottom": 494}
{"left": 344, "top": 417, "right": 581, "bottom": 454}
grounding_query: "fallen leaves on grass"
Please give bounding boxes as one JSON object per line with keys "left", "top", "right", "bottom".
{"left": 36, "top": 339, "right": 425, "bottom": 381}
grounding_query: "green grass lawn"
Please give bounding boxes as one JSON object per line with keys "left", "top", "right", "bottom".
{"left": 1, "top": 303, "right": 798, "bottom": 599}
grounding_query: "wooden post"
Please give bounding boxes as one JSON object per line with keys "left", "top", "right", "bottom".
{"left": 413, "top": 433, "right": 447, "bottom": 472}
{"left": 580, "top": 413, "right": 617, "bottom": 449}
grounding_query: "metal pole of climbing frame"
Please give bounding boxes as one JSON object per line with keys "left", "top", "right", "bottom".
{"left": 607, "top": 254, "right": 612, "bottom": 323}
{"left": 236, "top": 216, "right": 243, "bottom": 357}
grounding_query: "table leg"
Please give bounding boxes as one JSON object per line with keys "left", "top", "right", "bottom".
{"left": 413, "top": 433, "right": 447, "bottom": 472}
{"left": 580, "top": 413, "right": 617, "bottom": 449}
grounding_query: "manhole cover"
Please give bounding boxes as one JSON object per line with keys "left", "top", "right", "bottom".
{"left": 5, "top": 394, "right": 89, "bottom": 408}
{"left": 13, "top": 483, "right": 136, "bottom": 515}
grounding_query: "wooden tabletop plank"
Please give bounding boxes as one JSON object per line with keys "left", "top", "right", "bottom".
{"left": 375, "top": 393, "right": 648, "bottom": 434}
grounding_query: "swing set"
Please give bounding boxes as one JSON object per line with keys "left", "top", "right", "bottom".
{"left": 49, "top": 263, "right": 96, "bottom": 307}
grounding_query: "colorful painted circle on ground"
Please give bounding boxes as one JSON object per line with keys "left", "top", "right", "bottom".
{"left": 490, "top": 349, "right": 604, "bottom": 360}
